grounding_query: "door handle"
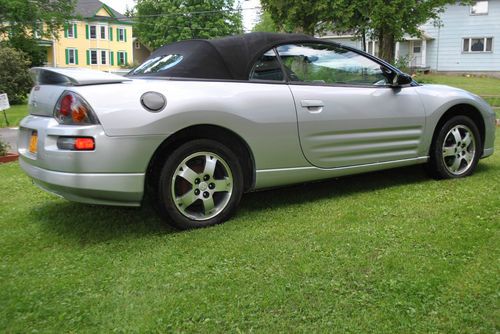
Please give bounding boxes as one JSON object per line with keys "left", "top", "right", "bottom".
{"left": 301, "top": 100, "right": 324, "bottom": 113}
{"left": 301, "top": 100, "right": 324, "bottom": 108}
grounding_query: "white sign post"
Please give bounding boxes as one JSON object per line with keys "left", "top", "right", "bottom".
{"left": 0, "top": 93, "right": 10, "bottom": 127}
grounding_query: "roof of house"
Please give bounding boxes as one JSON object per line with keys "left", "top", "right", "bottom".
{"left": 74, "top": 0, "right": 130, "bottom": 22}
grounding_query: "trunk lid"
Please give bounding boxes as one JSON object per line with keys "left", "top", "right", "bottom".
{"left": 28, "top": 67, "right": 131, "bottom": 117}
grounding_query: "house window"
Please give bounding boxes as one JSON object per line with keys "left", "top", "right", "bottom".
{"left": 90, "top": 50, "right": 98, "bottom": 64}
{"left": 100, "top": 25, "right": 107, "bottom": 39}
{"left": 116, "top": 51, "right": 127, "bottom": 65}
{"left": 463, "top": 37, "right": 493, "bottom": 52}
{"left": 89, "top": 25, "right": 97, "bottom": 39}
{"left": 68, "top": 49, "right": 76, "bottom": 64}
{"left": 412, "top": 41, "right": 422, "bottom": 53}
{"left": 470, "top": 1, "right": 488, "bottom": 15}
{"left": 118, "top": 28, "right": 125, "bottom": 41}
{"left": 101, "top": 50, "right": 107, "bottom": 65}
{"left": 67, "top": 24, "right": 74, "bottom": 38}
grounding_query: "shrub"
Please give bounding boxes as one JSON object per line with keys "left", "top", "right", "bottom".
{"left": 393, "top": 55, "right": 412, "bottom": 74}
{"left": 0, "top": 46, "right": 33, "bottom": 104}
{"left": 0, "top": 137, "right": 10, "bottom": 156}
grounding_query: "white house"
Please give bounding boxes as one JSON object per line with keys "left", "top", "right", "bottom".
{"left": 320, "top": 0, "right": 500, "bottom": 73}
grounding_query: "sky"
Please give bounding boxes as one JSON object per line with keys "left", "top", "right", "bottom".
{"left": 99, "top": 0, "right": 262, "bottom": 32}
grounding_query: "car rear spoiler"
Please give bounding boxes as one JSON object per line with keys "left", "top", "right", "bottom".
{"left": 31, "top": 67, "right": 131, "bottom": 86}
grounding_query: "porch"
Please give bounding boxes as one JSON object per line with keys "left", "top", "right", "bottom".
{"left": 395, "top": 33, "right": 434, "bottom": 72}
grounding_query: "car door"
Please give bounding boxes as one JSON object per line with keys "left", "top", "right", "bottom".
{"left": 276, "top": 43, "right": 427, "bottom": 169}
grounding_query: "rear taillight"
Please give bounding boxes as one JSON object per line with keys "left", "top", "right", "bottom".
{"left": 54, "top": 91, "right": 99, "bottom": 125}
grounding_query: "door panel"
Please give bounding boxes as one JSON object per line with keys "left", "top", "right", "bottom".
{"left": 276, "top": 42, "right": 426, "bottom": 169}
{"left": 289, "top": 85, "right": 426, "bottom": 168}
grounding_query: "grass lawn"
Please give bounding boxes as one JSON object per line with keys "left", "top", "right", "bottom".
{"left": 0, "top": 104, "right": 29, "bottom": 128}
{"left": 1, "top": 131, "right": 498, "bottom": 332}
{"left": 414, "top": 73, "right": 500, "bottom": 96}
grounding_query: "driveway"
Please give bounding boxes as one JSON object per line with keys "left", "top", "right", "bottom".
{"left": 0, "top": 127, "right": 18, "bottom": 153}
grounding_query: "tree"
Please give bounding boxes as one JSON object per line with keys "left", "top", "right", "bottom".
{"left": 260, "top": 0, "right": 329, "bottom": 35}
{"left": 0, "top": 47, "right": 32, "bottom": 104}
{"left": 329, "top": 0, "right": 460, "bottom": 63}
{"left": 124, "top": 4, "right": 136, "bottom": 18}
{"left": 0, "top": 0, "right": 76, "bottom": 66}
{"left": 252, "top": 11, "right": 279, "bottom": 33}
{"left": 135, "top": 0, "right": 243, "bottom": 50}
{"left": 262, "top": 0, "right": 463, "bottom": 63}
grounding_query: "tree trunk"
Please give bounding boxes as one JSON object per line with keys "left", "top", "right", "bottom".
{"left": 361, "top": 28, "right": 366, "bottom": 52}
{"left": 378, "top": 30, "right": 395, "bottom": 64}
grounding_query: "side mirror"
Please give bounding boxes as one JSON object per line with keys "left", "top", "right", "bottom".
{"left": 391, "top": 72, "right": 413, "bottom": 87}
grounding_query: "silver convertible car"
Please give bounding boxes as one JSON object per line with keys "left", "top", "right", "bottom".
{"left": 19, "top": 32, "right": 496, "bottom": 229}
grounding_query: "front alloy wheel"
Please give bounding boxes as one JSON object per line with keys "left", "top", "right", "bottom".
{"left": 157, "top": 139, "right": 243, "bottom": 229}
{"left": 441, "top": 125, "right": 476, "bottom": 175}
{"left": 428, "top": 115, "right": 482, "bottom": 179}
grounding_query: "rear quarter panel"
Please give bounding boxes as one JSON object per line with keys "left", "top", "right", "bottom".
{"left": 72, "top": 80, "right": 309, "bottom": 170}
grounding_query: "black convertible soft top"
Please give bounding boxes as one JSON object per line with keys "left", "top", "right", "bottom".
{"left": 128, "top": 32, "right": 316, "bottom": 80}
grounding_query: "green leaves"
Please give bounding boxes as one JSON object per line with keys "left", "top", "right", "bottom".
{"left": 0, "top": 47, "right": 32, "bottom": 105}
{"left": 0, "top": 0, "right": 76, "bottom": 66}
{"left": 135, "top": 0, "right": 243, "bottom": 49}
{"left": 260, "top": 0, "right": 457, "bottom": 62}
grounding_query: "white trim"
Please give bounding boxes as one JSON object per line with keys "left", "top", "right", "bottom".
{"left": 67, "top": 24, "right": 75, "bottom": 39}
{"left": 470, "top": 0, "right": 488, "bottom": 15}
{"left": 421, "top": 39, "right": 427, "bottom": 67}
{"left": 99, "top": 24, "right": 108, "bottom": 40}
{"left": 462, "top": 37, "right": 494, "bottom": 53}
{"left": 89, "top": 49, "right": 110, "bottom": 66}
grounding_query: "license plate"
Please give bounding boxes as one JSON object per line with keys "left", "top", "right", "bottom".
{"left": 29, "top": 131, "right": 38, "bottom": 154}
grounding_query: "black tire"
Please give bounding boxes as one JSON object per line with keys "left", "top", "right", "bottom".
{"left": 155, "top": 139, "right": 244, "bottom": 230}
{"left": 428, "top": 115, "right": 482, "bottom": 179}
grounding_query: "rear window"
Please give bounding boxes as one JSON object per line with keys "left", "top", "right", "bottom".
{"left": 129, "top": 54, "right": 183, "bottom": 75}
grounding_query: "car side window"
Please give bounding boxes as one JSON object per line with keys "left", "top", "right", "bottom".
{"left": 276, "top": 43, "right": 389, "bottom": 86}
{"left": 249, "top": 49, "right": 284, "bottom": 81}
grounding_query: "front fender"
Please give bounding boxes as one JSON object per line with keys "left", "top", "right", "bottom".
{"left": 415, "top": 84, "right": 495, "bottom": 156}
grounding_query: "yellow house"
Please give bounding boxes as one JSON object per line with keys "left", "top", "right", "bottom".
{"left": 45, "top": 0, "right": 134, "bottom": 71}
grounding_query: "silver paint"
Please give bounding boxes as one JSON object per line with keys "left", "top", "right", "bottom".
{"left": 18, "top": 68, "right": 496, "bottom": 206}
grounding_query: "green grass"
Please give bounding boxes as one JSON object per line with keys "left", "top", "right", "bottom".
{"left": 0, "top": 104, "right": 29, "bottom": 128}
{"left": 1, "top": 131, "right": 499, "bottom": 332}
{"left": 414, "top": 73, "right": 500, "bottom": 96}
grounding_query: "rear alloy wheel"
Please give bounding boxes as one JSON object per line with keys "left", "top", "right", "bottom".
{"left": 157, "top": 139, "right": 243, "bottom": 229}
{"left": 428, "top": 115, "right": 482, "bottom": 179}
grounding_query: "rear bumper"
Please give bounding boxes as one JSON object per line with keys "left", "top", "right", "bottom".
{"left": 482, "top": 147, "right": 494, "bottom": 158}
{"left": 17, "top": 115, "right": 166, "bottom": 207}
{"left": 19, "top": 157, "right": 145, "bottom": 206}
